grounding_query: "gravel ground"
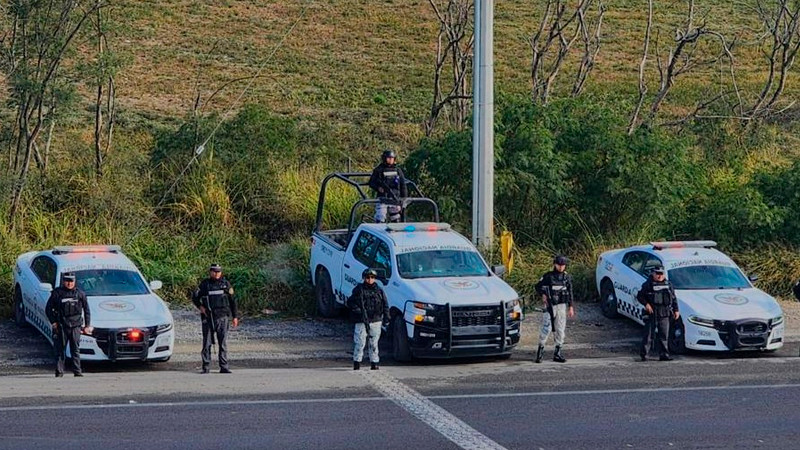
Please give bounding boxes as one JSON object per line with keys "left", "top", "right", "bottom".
{"left": 2, "top": 299, "right": 799, "bottom": 371}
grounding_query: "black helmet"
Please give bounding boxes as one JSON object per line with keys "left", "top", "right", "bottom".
{"left": 381, "top": 149, "right": 397, "bottom": 162}
{"left": 553, "top": 255, "right": 568, "bottom": 265}
{"left": 362, "top": 268, "right": 378, "bottom": 279}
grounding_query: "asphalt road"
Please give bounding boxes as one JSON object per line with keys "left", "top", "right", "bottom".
{"left": 2, "top": 354, "right": 800, "bottom": 450}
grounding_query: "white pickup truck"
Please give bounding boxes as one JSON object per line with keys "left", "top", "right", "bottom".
{"left": 310, "top": 172, "right": 523, "bottom": 361}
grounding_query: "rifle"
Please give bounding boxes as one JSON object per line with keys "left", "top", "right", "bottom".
{"left": 543, "top": 286, "right": 556, "bottom": 331}
{"left": 202, "top": 295, "right": 217, "bottom": 346}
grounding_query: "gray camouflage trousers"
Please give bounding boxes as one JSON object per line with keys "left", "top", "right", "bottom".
{"left": 538, "top": 303, "right": 567, "bottom": 347}
{"left": 353, "top": 321, "right": 382, "bottom": 363}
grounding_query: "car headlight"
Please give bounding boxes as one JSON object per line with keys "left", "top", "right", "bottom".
{"left": 688, "top": 315, "right": 715, "bottom": 328}
{"left": 772, "top": 315, "right": 784, "bottom": 326}
{"left": 156, "top": 322, "right": 173, "bottom": 333}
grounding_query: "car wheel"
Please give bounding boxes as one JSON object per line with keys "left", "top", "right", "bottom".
{"left": 669, "top": 317, "right": 687, "bottom": 355}
{"left": 599, "top": 279, "right": 619, "bottom": 319}
{"left": 14, "top": 285, "right": 28, "bottom": 327}
{"left": 315, "top": 269, "right": 336, "bottom": 318}
{"left": 392, "top": 314, "right": 412, "bottom": 362}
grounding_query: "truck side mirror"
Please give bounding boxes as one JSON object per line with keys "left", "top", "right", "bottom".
{"left": 40, "top": 282, "right": 53, "bottom": 292}
{"left": 374, "top": 268, "right": 389, "bottom": 286}
{"left": 492, "top": 265, "right": 507, "bottom": 277}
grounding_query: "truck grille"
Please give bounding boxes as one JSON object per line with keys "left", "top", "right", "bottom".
{"left": 451, "top": 305, "right": 502, "bottom": 327}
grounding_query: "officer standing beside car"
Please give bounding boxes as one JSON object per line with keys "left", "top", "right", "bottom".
{"left": 192, "top": 263, "right": 239, "bottom": 374}
{"left": 534, "top": 255, "right": 575, "bottom": 363}
{"left": 46, "top": 272, "right": 92, "bottom": 377}
{"left": 637, "top": 266, "right": 680, "bottom": 361}
{"left": 368, "top": 149, "right": 408, "bottom": 223}
{"left": 347, "top": 268, "right": 390, "bottom": 370}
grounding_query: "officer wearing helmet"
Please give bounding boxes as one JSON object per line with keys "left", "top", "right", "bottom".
{"left": 368, "top": 149, "right": 408, "bottom": 223}
{"left": 46, "top": 272, "right": 91, "bottom": 377}
{"left": 534, "top": 255, "right": 575, "bottom": 363}
{"left": 347, "top": 268, "right": 390, "bottom": 370}
{"left": 637, "top": 266, "right": 679, "bottom": 361}
{"left": 192, "top": 263, "right": 239, "bottom": 373}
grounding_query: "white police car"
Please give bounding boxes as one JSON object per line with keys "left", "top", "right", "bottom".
{"left": 13, "top": 245, "right": 174, "bottom": 362}
{"left": 596, "top": 241, "right": 784, "bottom": 353}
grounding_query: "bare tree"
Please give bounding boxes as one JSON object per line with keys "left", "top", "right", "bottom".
{"left": 529, "top": 0, "right": 595, "bottom": 104}
{"left": 572, "top": 1, "right": 606, "bottom": 96}
{"left": 628, "top": 0, "right": 736, "bottom": 133}
{"left": 0, "top": 0, "right": 105, "bottom": 223}
{"left": 749, "top": 0, "right": 800, "bottom": 118}
{"left": 425, "top": 0, "right": 474, "bottom": 136}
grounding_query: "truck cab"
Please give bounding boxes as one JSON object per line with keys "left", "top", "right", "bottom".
{"left": 310, "top": 173, "right": 522, "bottom": 360}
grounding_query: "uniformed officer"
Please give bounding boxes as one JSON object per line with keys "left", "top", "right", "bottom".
{"left": 192, "top": 263, "right": 239, "bottom": 373}
{"left": 46, "top": 272, "right": 91, "bottom": 377}
{"left": 637, "top": 266, "right": 680, "bottom": 361}
{"left": 534, "top": 255, "right": 575, "bottom": 363}
{"left": 368, "top": 149, "right": 408, "bottom": 223}
{"left": 347, "top": 268, "right": 390, "bottom": 370}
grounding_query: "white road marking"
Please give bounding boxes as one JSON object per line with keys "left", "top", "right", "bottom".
{"left": 358, "top": 370, "right": 506, "bottom": 450}
{"left": 1, "top": 382, "right": 799, "bottom": 413}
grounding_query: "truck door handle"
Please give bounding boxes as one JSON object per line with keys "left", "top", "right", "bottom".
{"left": 344, "top": 264, "right": 351, "bottom": 269}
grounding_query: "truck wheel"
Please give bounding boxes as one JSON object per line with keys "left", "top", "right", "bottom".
{"left": 392, "top": 315, "right": 412, "bottom": 362}
{"left": 669, "top": 317, "right": 687, "bottom": 355}
{"left": 600, "top": 279, "right": 619, "bottom": 319}
{"left": 315, "top": 269, "right": 337, "bottom": 318}
{"left": 14, "top": 285, "right": 27, "bottom": 327}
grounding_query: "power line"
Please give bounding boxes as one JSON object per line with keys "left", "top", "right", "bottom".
{"left": 125, "top": 1, "right": 313, "bottom": 246}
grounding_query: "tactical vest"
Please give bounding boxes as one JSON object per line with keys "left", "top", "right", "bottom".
{"left": 381, "top": 168, "right": 401, "bottom": 191}
{"left": 61, "top": 295, "right": 82, "bottom": 327}
{"left": 206, "top": 285, "right": 229, "bottom": 310}
{"left": 549, "top": 275, "right": 570, "bottom": 305}
{"left": 651, "top": 283, "right": 671, "bottom": 306}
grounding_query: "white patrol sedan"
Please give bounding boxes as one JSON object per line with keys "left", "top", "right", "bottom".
{"left": 595, "top": 241, "right": 784, "bottom": 353}
{"left": 13, "top": 245, "right": 174, "bottom": 362}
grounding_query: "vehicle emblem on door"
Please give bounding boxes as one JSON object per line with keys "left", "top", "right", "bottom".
{"left": 99, "top": 301, "right": 135, "bottom": 312}
{"left": 713, "top": 293, "right": 748, "bottom": 306}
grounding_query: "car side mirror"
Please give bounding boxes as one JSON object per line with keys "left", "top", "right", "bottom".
{"left": 492, "top": 265, "right": 507, "bottom": 277}
{"left": 149, "top": 280, "right": 163, "bottom": 291}
{"left": 748, "top": 274, "right": 759, "bottom": 283}
{"left": 40, "top": 283, "right": 53, "bottom": 292}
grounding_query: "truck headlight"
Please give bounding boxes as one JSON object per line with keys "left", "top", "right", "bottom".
{"left": 772, "top": 315, "right": 784, "bottom": 326}
{"left": 414, "top": 314, "right": 436, "bottom": 324}
{"left": 505, "top": 298, "right": 522, "bottom": 321}
{"left": 688, "top": 315, "right": 715, "bottom": 328}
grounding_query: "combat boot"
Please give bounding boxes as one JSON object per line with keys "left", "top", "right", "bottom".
{"left": 353, "top": 361, "right": 360, "bottom": 371}
{"left": 553, "top": 346, "right": 566, "bottom": 363}
{"left": 371, "top": 362, "right": 379, "bottom": 370}
{"left": 535, "top": 346, "right": 544, "bottom": 363}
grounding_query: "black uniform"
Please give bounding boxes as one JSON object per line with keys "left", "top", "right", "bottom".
{"left": 346, "top": 282, "right": 390, "bottom": 325}
{"left": 193, "top": 277, "right": 238, "bottom": 371}
{"left": 637, "top": 278, "right": 679, "bottom": 359}
{"left": 535, "top": 271, "right": 574, "bottom": 307}
{"left": 46, "top": 286, "right": 90, "bottom": 375}
{"left": 368, "top": 162, "right": 408, "bottom": 200}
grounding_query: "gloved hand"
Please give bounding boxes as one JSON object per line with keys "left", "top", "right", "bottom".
{"left": 382, "top": 318, "right": 390, "bottom": 329}
{"left": 232, "top": 318, "right": 240, "bottom": 328}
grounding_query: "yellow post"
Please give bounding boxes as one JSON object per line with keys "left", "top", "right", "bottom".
{"left": 501, "top": 231, "right": 514, "bottom": 274}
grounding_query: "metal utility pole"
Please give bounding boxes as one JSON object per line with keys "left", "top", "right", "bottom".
{"left": 472, "top": 0, "right": 494, "bottom": 249}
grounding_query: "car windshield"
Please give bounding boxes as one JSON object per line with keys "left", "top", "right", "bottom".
{"left": 668, "top": 265, "right": 750, "bottom": 290}
{"left": 397, "top": 250, "right": 489, "bottom": 279}
{"left": 74, "top": 269, "right": 150, "bottom": 296}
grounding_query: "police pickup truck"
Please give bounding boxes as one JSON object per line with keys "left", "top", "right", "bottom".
{"left": 310, "top": 173, "right": 522, "bottom": 361}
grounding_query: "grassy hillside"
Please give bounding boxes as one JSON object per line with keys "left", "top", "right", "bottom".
{"left": 2, "top": 0, "right": 800, "bottom": 317}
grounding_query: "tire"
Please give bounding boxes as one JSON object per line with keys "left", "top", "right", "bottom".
{"left": 599, "top": 279, "right": 619, "bottom": 319}
{"left": 13, "top": 285, "right": 27, "bottom": 327}
{"left": 669, "top": 317, "right": 687, "bottom": 355}
{"left": 315, "top": 269, "right": 337, "bottom": 318}
{"left": 392, "top": 314, "right": 412, "bottom": 362}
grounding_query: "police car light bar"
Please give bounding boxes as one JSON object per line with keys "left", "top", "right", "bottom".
{"left": 385, "top": 222, "right": 451, "bottom": 233}
{"left": 651, "top": 241, "right": 717, "bottom": 250}
{"left": 52, "top": 245, "right": 122, "bottom": 255}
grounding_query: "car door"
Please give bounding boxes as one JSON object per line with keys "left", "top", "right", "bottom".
{"left": 370, "top": 239, "right": 396, "bottom": 308}
{"left": 29, "top": 255, "right": 57, "bottom": 338}
{"left": 618, "top": 251, "right": 647, "bottom": 320}
{"left": 341, "top": 231, "right": 380, "bottom": 300}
